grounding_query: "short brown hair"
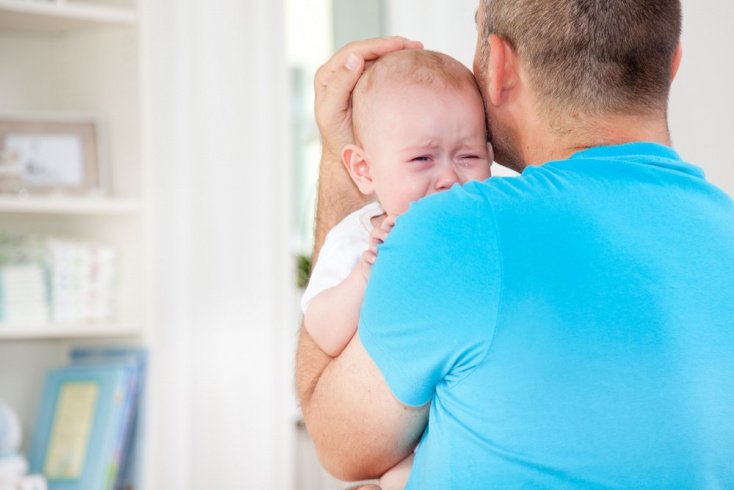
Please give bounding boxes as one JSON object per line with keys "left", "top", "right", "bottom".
{"left": 352, "top": 50, "right": 480, "bottom": 143}
{"left": 479, "top": 0, "right": 681, "bottom": 117}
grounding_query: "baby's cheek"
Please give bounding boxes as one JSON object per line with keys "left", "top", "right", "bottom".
{"left": 384, "top": 196, "right": 411, "bottom": 216}
{"left": 468, "top": 164, "right": 492, "bottom": 182}
{"left": 397, "top": 184, "right": 432, "bottom": 212}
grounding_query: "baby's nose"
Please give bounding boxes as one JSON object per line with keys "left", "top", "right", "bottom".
{"left": 435, "top": 165, "right": 459, "bottom": 190}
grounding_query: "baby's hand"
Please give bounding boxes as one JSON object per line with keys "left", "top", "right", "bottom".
{"left": 360, "top": 215, "right": 396, "bottom": 281}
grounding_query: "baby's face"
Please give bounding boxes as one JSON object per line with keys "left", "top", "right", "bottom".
{"left": 362, "top": 82, "right": 492, "bottom": 216}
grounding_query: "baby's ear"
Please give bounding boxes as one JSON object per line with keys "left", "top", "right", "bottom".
{"left": 342, "top": 144, "right": 374, "bottom": 196}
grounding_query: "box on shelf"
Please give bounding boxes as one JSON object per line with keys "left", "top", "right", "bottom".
{"left": 0, "top": 233, "right": 117, "bottom": 327}
{"left": 47, "top": 239, "right": 117, "bottom": 323}
{"left": 0, "top": 264, "right": 49, "bottom": 326}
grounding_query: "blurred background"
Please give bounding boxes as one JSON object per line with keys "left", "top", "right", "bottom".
{"left": 0, "top": 0, "right": 731, "bottom": 489}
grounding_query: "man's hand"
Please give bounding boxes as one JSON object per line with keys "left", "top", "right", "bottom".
{"left": 314, "top": 36, "right": 423, "bottom": 162}
{"left": 312, "top": 38, "right": 423, "bottom": 260}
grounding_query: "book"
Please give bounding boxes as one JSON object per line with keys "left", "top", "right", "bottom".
{"left": 69, "top": 347, "right": 147, "bottom": 490}
{"left": 28, "top": 362, "right": 136, "bottom": 490}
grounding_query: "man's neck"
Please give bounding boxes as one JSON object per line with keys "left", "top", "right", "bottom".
{"left": 517, "top": 111, "right": 672, "bottom": 170}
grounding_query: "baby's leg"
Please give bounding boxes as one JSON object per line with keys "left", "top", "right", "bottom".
{"left": 378, "top": 453, "right": 414, "bottom": 490}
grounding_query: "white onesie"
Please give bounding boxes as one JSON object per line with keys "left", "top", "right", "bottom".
{"left": 301, "top": 201, "right": 384, "bottom": 313}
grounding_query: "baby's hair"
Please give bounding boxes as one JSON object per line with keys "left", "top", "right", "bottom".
{"left": 356, "top": 49, "right": 476, "bottom": 94}
{"left": 352, "top": 50, "right": 480, "bottom": 144}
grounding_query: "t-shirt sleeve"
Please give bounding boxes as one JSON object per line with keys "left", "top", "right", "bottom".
{"left": 359, "top": 186, "right": 502, "bottom": 407}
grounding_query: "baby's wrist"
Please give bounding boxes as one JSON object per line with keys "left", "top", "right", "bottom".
{"left": 358, "top": 260, "right": 371, "bottom": 283}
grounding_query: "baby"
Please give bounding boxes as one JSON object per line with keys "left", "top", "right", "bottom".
{"left": 301, "top": 49, "right": 492, "bottom": 489}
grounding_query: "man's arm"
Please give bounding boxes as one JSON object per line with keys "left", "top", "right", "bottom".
{"left": 297, "top": 331, "right": 428, "bottom": 480}
{"left": 297, "top": 37, "right": 428, "bottom": 481}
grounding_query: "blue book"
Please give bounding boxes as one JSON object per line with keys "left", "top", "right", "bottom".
{"left": 69, "top": 347, "right": 148, "bottom": 490}
{"left": 28, "top": 363, "right": 135, "bottom": 490}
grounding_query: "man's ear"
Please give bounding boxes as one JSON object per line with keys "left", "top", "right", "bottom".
{"left": 486, "top": 34, "right": 520, "bottom": 107}
{"left": 342, "top": 144, "right": 374, "bottom": 196}
{"left": 671, "top": 42, "right": 683, "bottom": 81}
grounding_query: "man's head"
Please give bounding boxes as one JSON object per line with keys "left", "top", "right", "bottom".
{"left": 473, "top": 0, "right": 682, "bottom": 168}
{"left": 344, "top": 50, "right": 492, "bottom": 216}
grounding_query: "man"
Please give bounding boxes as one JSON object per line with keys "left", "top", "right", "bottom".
{"left": 297, "top": 1, "right": 734, "bottom": 488}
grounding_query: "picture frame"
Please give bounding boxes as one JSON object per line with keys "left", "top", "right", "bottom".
{"left": 0, "top": 113, "right": 106, "bottom": 196}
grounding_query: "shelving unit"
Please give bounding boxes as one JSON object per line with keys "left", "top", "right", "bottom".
{"left": 0, "top": 196, "right": 141, "bottom": 214}
{"left": 0, "top": 0, "right": 148, "bottom": 486}
{"left": 0, "top": 0, "right": 136, "bottom": 32}
{"left": 0, "top": 322, "right": 142, "bottom": 340}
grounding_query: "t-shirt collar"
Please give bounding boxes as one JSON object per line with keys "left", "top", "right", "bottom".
{"left": 565, "top": 141, "right": 704, "bottom": 178}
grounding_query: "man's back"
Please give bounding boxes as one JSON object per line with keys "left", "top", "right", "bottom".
{"left": 360, "top": 142, "right": 734, "bottom": 488}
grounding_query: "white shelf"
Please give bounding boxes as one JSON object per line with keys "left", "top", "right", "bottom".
{"left": 0, "top": 321, "right": 142, "bottom": 340}
{"left": 0, "top": 0, "right": 136, "bottom": 33}
{"left": 0, "top": 196, "right": 141, "bottom": 215}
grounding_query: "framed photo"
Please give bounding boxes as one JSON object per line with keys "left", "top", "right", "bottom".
{"left": 0, "top": 114, "right": 106, "bottom": 196}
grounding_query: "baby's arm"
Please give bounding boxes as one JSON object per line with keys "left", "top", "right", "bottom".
{"left": 304, "top": 215, "right": 395, "bottom": 357}
{"left": 303, "top": 262, "right": 368, "bottom": 357}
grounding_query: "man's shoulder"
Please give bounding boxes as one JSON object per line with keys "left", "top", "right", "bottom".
{"left": 409, "top": 175, "right": 552, "bottom": 218}
{"left": 398, "top": 183, "right": 490, "bottom": 235}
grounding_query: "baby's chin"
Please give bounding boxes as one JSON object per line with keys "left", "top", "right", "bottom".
{"left": 387, "top": 198, "right": 428, "bottom": 217}
{"left": 381, "top": 203, "right": 409, "bottom": 217}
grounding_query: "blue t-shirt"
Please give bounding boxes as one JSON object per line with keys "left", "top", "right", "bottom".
{"left": 359, "top": 143, "right": 734, "bottom": 489}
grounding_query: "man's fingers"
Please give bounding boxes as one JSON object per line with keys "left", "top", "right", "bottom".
{"left": 343, "top": 36, "right": 423, "bottom": 63}
{"left": 313, "top": 36, "right": 423, "bottom": 158}
{"left": 315, "top": 36, "right": 422, "bottom": 95}
{"left": 314, "top": 55, "right": 364, "bottom": 112}
{"left": 322, "top": 36, "right": 423, "bottom": 76}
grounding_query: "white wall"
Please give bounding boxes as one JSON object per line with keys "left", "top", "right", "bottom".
{"left": 385, "top": 0, "right": 478, "bottom": 69}
{"left": 386, "top": 1, "right": 734, "bottom": 194}
{"left": 670, "top": 1, "right": 734, "bottom": 196}
{"left": 142, "top": 0, "right": 296, "bottom": 488}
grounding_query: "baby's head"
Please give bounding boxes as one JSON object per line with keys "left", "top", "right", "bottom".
{"left": 343, "top": 49, "right": 492, "bottom": 216}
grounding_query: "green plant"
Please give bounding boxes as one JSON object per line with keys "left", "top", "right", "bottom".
{"left": 296, "top": 253, "right": 312, "bottom": 289}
